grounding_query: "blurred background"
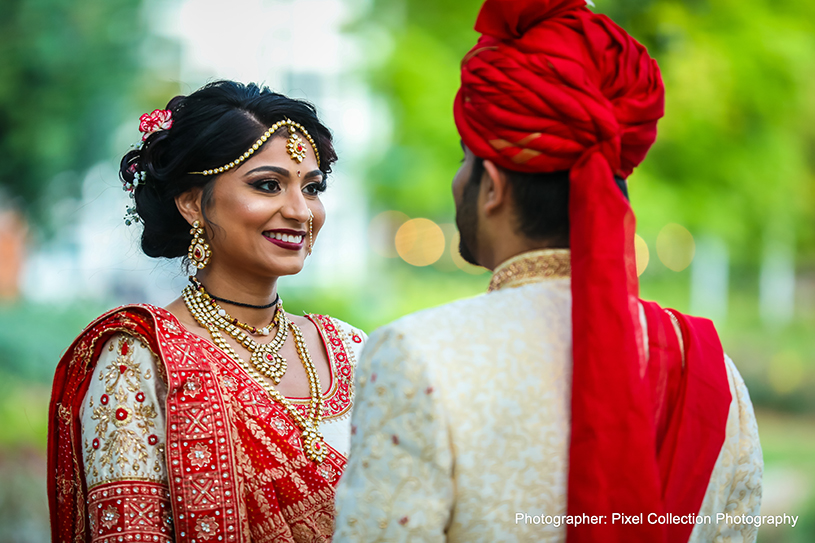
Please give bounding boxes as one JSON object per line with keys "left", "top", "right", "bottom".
{"left": 0, "top": 0, "right": 813, "bottom": 540}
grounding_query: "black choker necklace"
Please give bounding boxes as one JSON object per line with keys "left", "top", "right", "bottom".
{"left": 188, "top": 276, "right": 280, "bottom": 310}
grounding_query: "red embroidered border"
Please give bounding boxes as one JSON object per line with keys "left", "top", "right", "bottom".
{"left": 284, "top": 314, "right": 355, "bottom": 420}
{"left": 87, "top": 481, "right": 172, "bottom": 542}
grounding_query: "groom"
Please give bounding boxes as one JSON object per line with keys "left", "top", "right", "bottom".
{"left": 334, "top": 1, "right": 762, "bottom": 542}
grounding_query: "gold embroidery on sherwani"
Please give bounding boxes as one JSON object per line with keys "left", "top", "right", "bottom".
{"left": 687, "top": 356, "right": 763, "bottom": 543}
{"left": 488, "top": 248, "right": 571, "bottom": 292}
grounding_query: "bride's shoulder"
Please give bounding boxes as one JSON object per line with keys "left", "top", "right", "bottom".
{"left": 75, "top": 303, "right": 181, "bottom": 342}
{"left": 301, "top": 313, "right": 368, "bottom": 348}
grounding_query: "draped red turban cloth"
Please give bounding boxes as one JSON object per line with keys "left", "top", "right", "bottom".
{"left": 455, "top": 1, "right": 731, "bottom": 541}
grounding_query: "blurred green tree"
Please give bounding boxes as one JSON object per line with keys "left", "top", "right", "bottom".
{"left": 357, "top": 0, "right": 815, "bottom": 269}
{"left": 0, "top": 0, "right": 146, "bottom": 228}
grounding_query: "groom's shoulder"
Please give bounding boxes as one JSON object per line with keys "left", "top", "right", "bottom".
{"left": 371, "top": 293, "right": 491, "bottom": 345}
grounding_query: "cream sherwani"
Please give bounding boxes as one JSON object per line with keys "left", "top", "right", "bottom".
{"left": 334, "top": 249, "right": 763, "bottom": 543}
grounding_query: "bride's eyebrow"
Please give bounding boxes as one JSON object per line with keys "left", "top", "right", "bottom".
{"left": 243, "top": 165, "right": 290, "bottom": 178}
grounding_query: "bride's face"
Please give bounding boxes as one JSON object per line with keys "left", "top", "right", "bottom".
{"left": 200, "top": 133, "right": 326, "bottom": 279}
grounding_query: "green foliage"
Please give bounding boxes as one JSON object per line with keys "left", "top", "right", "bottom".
{"left": 629, "top": 0, "right": 815, "bottom": 267}
{"left": 0, "top": 301, "right": 110, "bottom": 383}
{"left": 356, "top": 0, "right": 482, "bottom": 220}
{"left": 0, "top": 0, "right": 146, "bottom": 228}
{"left": 359, "top": 0, "right": 815, "bottom": 265}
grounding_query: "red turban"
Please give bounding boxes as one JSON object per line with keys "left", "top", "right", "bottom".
{"left": 455, "top": 1, "right": 673, "bottom": 541}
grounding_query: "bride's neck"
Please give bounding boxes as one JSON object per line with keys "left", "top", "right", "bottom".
{"left": 193, "top": 267, "right": 280, "bottom": 326}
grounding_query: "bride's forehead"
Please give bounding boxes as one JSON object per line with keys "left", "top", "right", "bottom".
{"left": 234, "top": 135, "right": 318, "bottom": 171}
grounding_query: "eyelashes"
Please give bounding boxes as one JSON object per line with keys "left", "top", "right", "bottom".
{"left": 251, "top": 178, "right": 326, "bottom": 195}
{"left": 252, "top": 179, "right": 280, "bottom": 193}
{"left": 305, "top": 179, "right": 327, "bottom": 194}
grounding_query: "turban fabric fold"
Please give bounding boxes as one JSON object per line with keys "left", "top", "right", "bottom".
{"left": 454, "top": 1, "right": 706, "bottom": 541}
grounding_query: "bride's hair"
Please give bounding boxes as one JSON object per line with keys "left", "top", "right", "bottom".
{"left": 120, "top": 80, "right": 337, "bottom": 259}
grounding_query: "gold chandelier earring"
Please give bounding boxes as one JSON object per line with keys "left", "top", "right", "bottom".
{"left": 307, "top": 210, "right": 314, "bottom": 256}
{"left": 188, "top": 220, "right": 212, "bottom": 269}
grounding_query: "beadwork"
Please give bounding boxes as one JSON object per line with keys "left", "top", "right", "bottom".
{"left": 184, "top": 282, "right": 288, "bottom": 384}
{"left": 307, "top": 210, "right": 314, "bottom": 256}
{"left": 182, "top": 284, "right": 327, "bottom": 463}
{"left": 189, "top": 276, "right": 280, "bottom": 334}
{"left": 189, "top": 119, "right": 320, "bottom": 176}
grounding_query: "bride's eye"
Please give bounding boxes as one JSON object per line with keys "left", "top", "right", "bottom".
{"left": 303, "top": 180, "right": 327, "bottom": 195}
{"left": 253, "top": 179, "right": 281, "bottom": 193}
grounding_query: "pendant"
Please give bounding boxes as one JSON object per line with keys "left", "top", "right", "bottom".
{"left": 286, "top": 126, "right": 308, "bottom": 163}
{"left": 301, "top": 426, "right": 326, "bottom": 463}
{"left": 250, "top": 346, "right": 287, "bottom": 384}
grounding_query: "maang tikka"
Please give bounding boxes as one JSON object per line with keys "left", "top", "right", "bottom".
{"left": 188, "top": 220, "right": 212, "bottom": 269}
{"left": 188, "top": 119, "right": 320, "bottom": 176}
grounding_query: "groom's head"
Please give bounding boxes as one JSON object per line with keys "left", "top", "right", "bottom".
{"left": 452, "top": 147, "right": 569, "bottom": 269}
{"left": 452, "top": 0, "right": 662, "bottom": 270}
{"left": 452, "top": 146, "right": 630, "bottom": 269}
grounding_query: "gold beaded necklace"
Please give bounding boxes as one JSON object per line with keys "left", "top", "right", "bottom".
{"left": 189, "top": 276, "right": 280, "bottom": 336}
{"left": 185, "top": 282, "right": 288, "bottom": 384}
{"left": 182, "top": 285, "right": 327, "bottom": 463}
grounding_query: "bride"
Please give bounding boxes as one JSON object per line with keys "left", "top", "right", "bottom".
{"left": 47, "top": 80, "right": 366, "bottom": 543}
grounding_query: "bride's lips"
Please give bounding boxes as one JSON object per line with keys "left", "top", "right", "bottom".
{"left": 263, "top": 229, "right": 306, "bottom": 251}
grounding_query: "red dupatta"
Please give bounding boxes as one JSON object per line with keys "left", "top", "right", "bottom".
{"left": 48, "top": 304, "right": 345, "bottom": 543}
{"left": 641, "top": 301, "right": 731, "bottom": 543}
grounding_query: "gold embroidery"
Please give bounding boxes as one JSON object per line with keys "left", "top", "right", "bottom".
{"left": 288, "top": 316, "right": 358, "bottom": 422}
{"left": 84, "top": 333, "right": 163, "bottom": 487}
{"left": 488, "top": 248, "right": 571, "bottom": 292}
{"left": 184, "top": 374, "right": 203, "bottom": 397}
{"left": 100, "top": 336, "right": 142, "bottom": 393}
{"left": 58, "top": 403, "right": 71, "bottom": 425}
{"left": 57, "top": 474, "right": 74, "bottom": 500}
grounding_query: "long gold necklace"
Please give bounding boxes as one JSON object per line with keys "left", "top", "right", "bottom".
{"left": 185, "top": 282, "right": 288, "bottom": 384}
{"left": 182, "top": 285, "right": 327, "bottom": 463}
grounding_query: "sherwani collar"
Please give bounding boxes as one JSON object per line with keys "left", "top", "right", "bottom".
{"left": 488, "top": 248, "right": 571, "bottom": 292}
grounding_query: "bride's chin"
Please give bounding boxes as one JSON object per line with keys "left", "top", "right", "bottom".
{"left": 262, "top": 259, "right": 306, "bottom": 278}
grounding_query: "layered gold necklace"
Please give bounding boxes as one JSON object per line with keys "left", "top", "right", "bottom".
{"left": 187, "top": 277, "right": 288, "bottom": 383}
{"left": 182, "top": 282, "right": 327, "bottom": 463}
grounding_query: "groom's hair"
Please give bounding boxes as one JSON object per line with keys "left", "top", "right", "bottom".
{"left": 467, "top": 156, "right": 629, "bottom": 248}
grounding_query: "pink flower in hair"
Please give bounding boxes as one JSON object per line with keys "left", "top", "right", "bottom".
{"left": 139, "top": 109, "right": 173, "bottom": 140}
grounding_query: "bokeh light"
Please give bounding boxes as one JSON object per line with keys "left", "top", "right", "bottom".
{"left": 634, "top": 234, "right": 650, "bottom": 277}
{"left": 449, "top": 230, "right": 488, "bottom": 275}
{"left": 433, "top": 224, "right": 461, "bottom": 272}
{"left": 368, "top": 210, "right": 409, "bottom": 258}
{"left": 395, "top": 218, "right": 446, "bottom": 267}
{"left": 656, "top": 223, "right": 695, "bottom": 272}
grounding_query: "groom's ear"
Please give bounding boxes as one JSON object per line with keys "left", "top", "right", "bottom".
{"left": 481, "top": 160, "right": 511, "bottom": 217}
